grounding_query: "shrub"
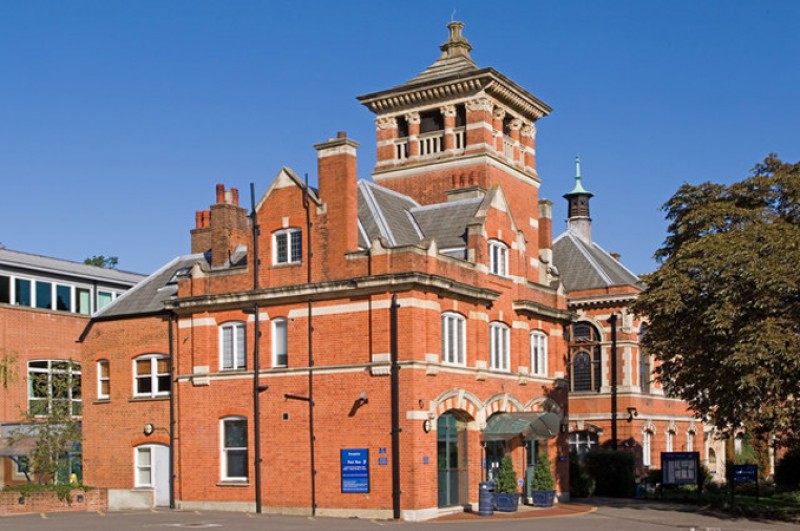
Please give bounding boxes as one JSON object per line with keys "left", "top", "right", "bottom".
{"left": 585, "top": 448, "right": 635, "bottom": 497}
{"left": 569, "top": 452, "right": 595, "bottom": 498}
{"left": 530, "top": 451, "right": 555, "bottom": 492}
{"left": 775, "top": 447, "right": 800, "bottom": 490}
{"left": 495, "top": 456, "right": 518, "bottom": 494}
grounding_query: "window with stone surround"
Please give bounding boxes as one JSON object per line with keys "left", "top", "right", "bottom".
{"left": 489, "top": 321, "right": 510, "bottom": 371}
{"left": 220, "top": 322, "right": 246, "bottom": 370}
{"left": 530, "top": 331, "right": 548, "bottom": 376}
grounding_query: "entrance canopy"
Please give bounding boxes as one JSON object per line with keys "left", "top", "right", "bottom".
{"left": 482, "top": 412, "right": 561, "bottom": 442}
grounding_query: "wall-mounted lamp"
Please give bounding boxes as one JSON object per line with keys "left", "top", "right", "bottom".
{"left": 143, "top": 423, "right": 155, "bottom": 436}
{"left": 423, "top": 419, "right": 432, "bottom": 433}
{"left": 626, "top": 407, "right": 638, "bottom": 423}
{"left": 357, "top": 391, "right": 369, "bottom": 407}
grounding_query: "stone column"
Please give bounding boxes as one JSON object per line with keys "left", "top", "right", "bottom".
{"left": 492, "top": 107, "right": 506, "bottom": 153}
{"left": 521, "top": 123, "right": 536, "bottom": 171}
{"left": 508, "top": 118, "right": 522, "bottom": 164}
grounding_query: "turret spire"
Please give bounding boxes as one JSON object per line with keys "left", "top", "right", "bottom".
{"left": 563, "top": 155, "right": 594, "bottom": 243}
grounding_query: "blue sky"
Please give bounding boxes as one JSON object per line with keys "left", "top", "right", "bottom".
{"left": 1, "top": 1, "right": 797, "bottom": 276}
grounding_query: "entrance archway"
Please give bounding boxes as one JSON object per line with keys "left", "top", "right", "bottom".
{"left": 437, "top": 410, "right": 470, "bottom": 508}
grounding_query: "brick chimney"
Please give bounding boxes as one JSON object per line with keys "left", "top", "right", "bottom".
{"left": 191, "top": 183, "right": 249, "bottom": 267}
{"left": 315, "top": 132, "right": 359, "bottom": 265}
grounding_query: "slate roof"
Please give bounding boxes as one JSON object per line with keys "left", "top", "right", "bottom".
{"left": 552, "top": 231, "right": 642, "bottom": 292}
{"left": 93, "top": 254, "right": 205, "bottom": 319}
{"left": 357, "top": 181, "right": 481, "bottom": 254}
{"left": 0, "top": 248, "right": 145, "bottom": 286}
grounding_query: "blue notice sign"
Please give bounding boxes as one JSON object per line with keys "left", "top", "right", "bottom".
{"left": 733, "top": 464, "right": 758, "bottom": 484}
{"left": 341, "top": 448, "right": 370, "bottom": 493}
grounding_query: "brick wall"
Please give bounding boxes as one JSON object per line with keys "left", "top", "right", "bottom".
{"left": 0, "top": 488, "right": 107, "bottom": 515}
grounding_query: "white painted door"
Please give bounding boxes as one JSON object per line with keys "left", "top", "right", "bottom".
{"left": 136, "top": 444, "right": 170, "bottom": 506}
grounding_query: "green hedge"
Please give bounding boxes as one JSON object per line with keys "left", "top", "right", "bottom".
{"left": 585, "top": 449, "right": 635, "bottom": 497}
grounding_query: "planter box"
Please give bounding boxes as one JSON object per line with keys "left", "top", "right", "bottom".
{"left": 531, "top": 489, "right": 556, "bottom": 507}
{"left": 494, "top": 492, "right": 520, "bottom": 512}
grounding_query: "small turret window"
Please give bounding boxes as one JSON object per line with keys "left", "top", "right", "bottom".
{"left": 488, "top": 240, "right": 509, "bottom": 277}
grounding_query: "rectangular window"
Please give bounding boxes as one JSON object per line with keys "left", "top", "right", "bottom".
{"left": 15, "top": 278, "right": 31, "bottom": 306}
{"left": 272, "top": 319, "right": 288, "bottom": 367}
{"left": 488, "top": 241, "right": 508, "bottom": 277}
{"left": 441, "top": 313, "right": 465, "bottom": 365}
{"left": 0, "top": 275, "right": 10, "bottom": 303}
{"left": 97, "top": 360, "right": 110, "bottom": 399}
{"left": 220, "top": 323, "right": 246, "bottom": 370}
{"left": 686, "top": 432, "right": 694, "bottom": 452}
{"left": 222, "top": 418, "right": 248, "bottom": 481}
{"left": 76, "top": 288, "right": 91, "bottom": 315}
{"left": 97, "top": 291, "right": 113, "bottom": 311}
{"left": 56, "top": 284, "right": 72, "bottom": 311}
{"left": 135, "top": 447, "right": 152, "bottom": 487}
{"left": 27, "top": 360, "right": 81, "bottom": 417}
{"left": 490, "top": 323, "right": 510, "bottom": 371}
{"left": 643, "top": 431, "right": 652, "bottom": 467}
{"left": 134, "top": 356, "right": 170, "bottom": 397}
{"left": 35, "top": 281, "right": 52, "bottom": 309}
{"left": 273, "top": 229, "right": 302, "bottom": 265}
{"left": 530, "top": 331, "right": 548, "bottom": 376}
{"left": 666, "top": 431, "right": 674, "bottom": 452}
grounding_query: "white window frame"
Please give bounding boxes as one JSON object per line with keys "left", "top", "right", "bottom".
{"left": 272, "top": 228, "right": 302, "bottom": 265}
{"left": 530, "top": 331, "right": 548, "bottom": 376}
{"left": 666, "top": 430, "right": 675, "bottom": 452}
{"left": 133, "top": 354, "right": 170, "bottom": 398}
{"left": 219, "top": 322, "right": 246, "bottom": 371}
{"left": 686, "top": 430, "right": 694, "bottom": 452}
{"left": 134, "top": 446, "right": 153, "bottom": 487}
{"left": 97, "top": 360, "right": 110, "bottom": 400}
{"left": 441, "top": 312, "right": 466, "bottom": 366}
{"left": 488, "top": 239, "right": 509, "bottom": 277}
{"left": 220, "top": 416, "right": 248, "bottom": 481}
{"left": 643, "top": 430, "right": 653, "bottom": 467}
{"left": 27, "top": 359, "right": 82, "bottom": 417}
{"left": 489, "top": 321, "right": 510, "bottom": 371}
{"left": 272, "top": 318, "right": 288, "bottom": 368}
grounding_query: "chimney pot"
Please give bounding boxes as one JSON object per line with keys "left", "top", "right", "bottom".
{"left": 216, "top": 184, "right": 225, "bottom": 204}
{"left": 231, "top": 188, "right": 239, "bottom": 206}
{"left": 337, "top": 131, "right": 346, "bottom": 139}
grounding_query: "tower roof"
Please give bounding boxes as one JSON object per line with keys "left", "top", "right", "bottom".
{"left": 564, "top": 155, "right": 593, "bottom": 198}
{"left": 357, "top": 22, "right": 551, "bottom": 121}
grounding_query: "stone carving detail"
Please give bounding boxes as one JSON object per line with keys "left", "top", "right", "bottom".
{"left": 465, "top": 97, "right": 493, "bottom": 112}
{"left": 405, "top": 111, "right": 421, "bottom": 124}
{"left": 440, "top": 104, "right": 456, "bottom": 117}
{"left": 492, "top": 107, "right": 506, "bottom": 120}
{"left": 375, "top": 116, "right": 397, "bottom": 130}
{"left": 508, "top": 118, "right": 523, "bottom": 131}
{"left": 521, "top": 123, "right": 537, "bottom": 139}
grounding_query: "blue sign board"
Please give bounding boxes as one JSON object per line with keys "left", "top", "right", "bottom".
{"left": 733, "top": 464, "right": 758, "bottom": 484}
{"left": 661, "top": 452, "right": 700, "bottom": 485}
{"left": 341, "top": 449, "right": 369, "bottom": 493}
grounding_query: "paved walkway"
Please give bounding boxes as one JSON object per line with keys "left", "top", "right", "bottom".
{"left": 432, "top": 501, "right": 595, "bottom": 521}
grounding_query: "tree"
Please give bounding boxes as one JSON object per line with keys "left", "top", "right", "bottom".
{"left": 84, "top": 255, "right": 118, "bottom": 269}
{"left": 10, "top": 360, "right": 81, "bottom": 484}
{"left": 632, "top": 155, "right": 800, "bottom": 442}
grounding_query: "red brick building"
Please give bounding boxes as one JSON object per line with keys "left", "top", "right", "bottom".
{"left": 552, "top": 159, "right": 724, "bottom": 476}
{"left": 81, "top": 22, "right": 574, "bottom": 519}
{"left": 0, "top": 248, "right": 143, "bottom": 486}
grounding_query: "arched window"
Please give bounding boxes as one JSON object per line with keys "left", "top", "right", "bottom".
{"left": 530, "top": 331, "right": 547, "bottom": 376}
{"left": 666, "top": 428, "right": 675, "bottom": 452}
{"left": 133, "top": 355, "right": 170, "bottom": 398}
{"left": 97, "top": 360, "right": 110, "bottom": 400}
{"left": 569, "top": 322, "right": 601, "bottom": 392}
{"left": 219, "top": 322, "right": 246, "bottom": 371}
{"left": 272, "top": 318, "right": 288, "bottom": 368}
{"left": 488, "top": 239, "right": 509, "bottom": 277}
{"left": 441, "top": 312, "right": 466, "bottom": 366}
{"left": 643, "top": 429, "right": 654, "bottom": 467}
{"left": 489, "top": 321, "right": 510, "bottom": 371}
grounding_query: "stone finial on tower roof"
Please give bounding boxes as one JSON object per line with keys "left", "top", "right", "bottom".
{"left": 439, "top": 21, "right": 473, "bottom": 60}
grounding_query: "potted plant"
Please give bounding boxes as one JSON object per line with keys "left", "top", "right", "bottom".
{"left": 530, "top": 451, "right": 556, "bottom": 507}
{"left": 493, "top": 456, "right": 520, "bottom": 512}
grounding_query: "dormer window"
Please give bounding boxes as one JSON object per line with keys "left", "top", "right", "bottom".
{"left": 488, "top": 240, "right": 509, "bottom": 277}
{"left": 273, "top": 228, "right": 302, "bottom": 265}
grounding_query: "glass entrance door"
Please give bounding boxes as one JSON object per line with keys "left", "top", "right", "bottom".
{"left": 525, "top": 439, "right": 539, "bottom": 497}
{"left": 437, "top": 412, "right": 468, "bottom": 507}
